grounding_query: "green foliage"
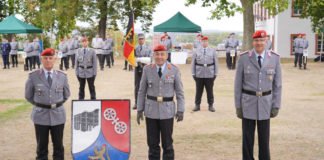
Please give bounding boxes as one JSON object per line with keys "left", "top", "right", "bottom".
{"left": 299, "top": 0, "right": 324, "bottom": 33}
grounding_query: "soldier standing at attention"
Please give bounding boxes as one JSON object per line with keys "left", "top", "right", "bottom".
{"left": 1, "top": 38, "right": 11, "bottom": 69}
{"left": 293, "top": 33, "right": 302, "bottom": 67}
{"left": 225, "top": 33, "right": 239, "bottom": 69}
{"left": 91, "top": 34, "right": 103, "bottom": 69}
{"left": 58, "top": 37, "right": 68, "bottom": 71}
{"left": 193, "top": 34, "right": 203, "bottom": 49}
{"left": 133, "top": 33, "right": 152, "bottom": 110}
{"left": 24, "top": 39, "right": 34, "bottom": 71}
{"left": 10, "top": 37, "right": 18, "bottom": 68}
{"left": 191, "top": 36, "right": 218, "bottom": 112}
{"left": 106, "top": 34, "right": 115, "bottom": 67}
{"left": 161, "top": 33, "right": 173, "bottom": 62}
{"left": 25, "top": 48, "right": 71, "bottom": 160}
{"left": 75, "top": 37, "right": 97, "bottom": 100}
{"left": 32, "top": 37, "right": 41, "bottom": 69}
{"left": 234, "top": 30, "right": 282, "bottom": 160}
{"left": 300, "top": 34, "right": 309, "bottom": 69}
{"left": 137, "top": 44, "right": 185, "bottom": 160}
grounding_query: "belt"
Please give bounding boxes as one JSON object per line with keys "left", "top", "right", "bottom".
{"left": 195, "top": 63, "right": 215, "bottom": 67}
{"left": 35, "top": 102, "right": 64, "bottom": 109}
{"left": 79, "top": 66, "right": 93, "bottom": 69}
{"left": 242, "top": 89, "right": 272, "bottom": 97}
{"left": 147, "top": 95, "right": 174, "bottom": 102}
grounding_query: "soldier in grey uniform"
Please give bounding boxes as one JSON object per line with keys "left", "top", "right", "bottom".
{"left": 66, "top": 36, "right": 77, "bottom": 69}
{"left": 266, "top": 36, "right": 272, "bottom": 50}
{"left": 101, "top": 37, "right": 110, "bottom": 70}
{"left": 137, "top": 44, "right": 185, "bottom": 160}
{"left": 75, "top": 37, "right": 97, "bottom": 100}
{"left": 225, "top": 33, "right": 239, "bottom": 69}
{"left": 191, "top": 36, "right": 218, "bottom": 112}
{"left": 58, "top": 37, "right": 68, "bottom": 70}
{"left": 300, "top": 34, "right": 309, "bottom": 69}
{"left": 24, "top": 39, "right": 34, "bottom": 71}
{"left": 25, "top": 48, "right": 70, "bottom": 160}
{"left": 193, "top": 34, "right": 203, "bottom": 49}
{"left": 71, "top": 35, "right": 80, "bottom": 69}
{"left": 133, "top": 33, "right": 152, "bottom": 110}
{"left": 293, "top": 34, "right": 302, "bottom": 67}
{"left": 161, "top": 33, "right": 172, "bottom": 62}
{"left": 105, "top": 34, "right": 115, "bottom": 67}
{"left": 32, "top": 37, "right": 41, "bottom": 69}
{"left": 234, "top": 30, "right": 282, "bottom": 160}
{"left": 91, "top": 34, "right": 103, "bottom": 69}
{"left": 10, "top": 37, "right": 18, "bottom": 67}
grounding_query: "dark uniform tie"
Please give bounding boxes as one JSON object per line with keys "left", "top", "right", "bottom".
{"left": 258, "top": 56, "right": 262, "bottom": 68}
{"left": 158, "top": 67, "right": 162, "bottom": 78}
{"left": 84, "top": 48, "right": 86, "bottom": 54}
{"left": 204, "top": 48, "right": 206, "bottom": 55}
{"left": 47, "top": 72, "right": 52, "bottom": 87}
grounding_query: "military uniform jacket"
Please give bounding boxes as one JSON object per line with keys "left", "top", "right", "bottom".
{"left": 32, "top": 41, "right": 40, "bottom": 56}
{"left": 135, "top": 44, "right": 152, "bottom": 58}
{"left": 225, "top": 38, "right": 239, "bottom": 53}
{"left": 9, "top": 42, "right": 18, "bottom": 55}
{"left": 1, "top": 43, "right": 11, "bottom": 55}
{"left": 137, "top": 63, "right": 185, "bottom": 120}
{"left": 66, "top": 39, "right": 76, "bottom": 56}
{"left": 59, "top": 41, "right": 68, "bottom": 57}
{"left": 295, "top": 39, "right": 309, "bottom": 54}
{"left": 234, "top": 50, "right": 282, "bottom": 120}
{"left": 24, "top": 42, "right": 34, "bottom": 57}
{"left": 161, "top": 39, "right": 172, "bottom": 53}
{"left": 25, "top": 69, "right": 71, "bottom": 126}
{"left": 102, "top": 38, "right": 114, "bottom": 55}
{"left": 75, "top": 47, "right": 97, "bottom": 78}
{"left": 191, "top": 47, "right": 218, "bottom": 78}
{"left": 92, "top": 38, "right": 103, "bottom": 54}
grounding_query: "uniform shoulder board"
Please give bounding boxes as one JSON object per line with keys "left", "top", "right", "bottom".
{"left": 270, "top": 51, "right": 280, "bottom": 56}
{"left": 239, "top": 50, "right": 249, "bottom": 56}
{"left": 29, "top": 69, "right": 41, "bottom": 75}
{"left": 169, "top": 63, "right": 179, "bottom": 70}
{"left": 56, "top": 70, "right": 67, "bottom": 75}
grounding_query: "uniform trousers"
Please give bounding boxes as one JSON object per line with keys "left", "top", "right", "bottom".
{"left": 226, "top": 51, "right": 237, "bottom": 69}
{"left": 108, "top": 52, "right": 114, "bottom": 66}
{"left": 134, "top": 65, "right": 144, "bottom": 105}
{"left": 146, "top": 117, "right": 174, "bottom": 160}
{"left": 1, "top": 54, "right": 10, "bottom": 68}
{"left": 32, "top": 55, "right": 40, "bottom": 68}
{"left": 25, "top": 57, "right": 34, "bottom": 70}
{"left": 194, "top": 77, "right": 215, "bottom": 106}
{"left": 242, "top": 118, "right": 270, "bottom": 160}
{"left": 11, "top": 54, "right": 18, "bottom": 67}
{"left": 67, "top": 54, "right": 75, "bottom": 68}
{"left": 60, "top": 57, "right": 68, "bottom": 70}
{"left": 34, "top": 124, "right": 65, "bottom": 160}
{"left": 97, "top": 54, "right": 103, "bottom": 69}
{"left": 77, "top": 76, "right": 96, "bottom": 100}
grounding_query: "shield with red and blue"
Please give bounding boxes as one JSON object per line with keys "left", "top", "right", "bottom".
{"left": 71, "top": 100, "right": 130, "bottom": 160}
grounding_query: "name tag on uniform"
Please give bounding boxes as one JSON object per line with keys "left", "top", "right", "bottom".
{"left": 230, "top": 50, "right": 235, "bottom": 57}
{"left": 303, "top": 50, "right": 308, "bottom": 56}
{"left": 266, "top": 69, "right": 275, "bottom": 81}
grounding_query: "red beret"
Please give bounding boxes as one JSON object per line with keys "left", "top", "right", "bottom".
{"left": 201, "top": 36, "right": 208, "bottom": 41}
{"left": 161, "top": 35, "right": 165, "bottom": 39}
{"left": 154, "top": 45, "right": 167, "bottom": 52}
{"left": 253, "top": 30, "right": 267, "bottom": 39}
{"left": 41, "top": 48, "right": 55, "bottom": 56}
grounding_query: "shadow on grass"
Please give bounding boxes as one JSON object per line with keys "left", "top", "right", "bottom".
{"left": 0, "top": 99, "right": 31, "bottom": 122}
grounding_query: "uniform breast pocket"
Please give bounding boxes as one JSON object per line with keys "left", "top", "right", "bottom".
{"left": 35, "top": 86, "right": 45, "bottom": 97}
{"left": 244, "top": 69, "right": 253, "bottom": 80}
{"left": 266, "top": 69, "right": 275, "bottom": 82}
{"left": 164, "top": 76, "right": 175, "bottom": 85}
{"left": 55, "top": 86, "right": 64, "bottom": 95}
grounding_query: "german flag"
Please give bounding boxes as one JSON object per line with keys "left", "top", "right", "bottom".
{"left": 123, "top": 10, "right": 136, "bottom": 66}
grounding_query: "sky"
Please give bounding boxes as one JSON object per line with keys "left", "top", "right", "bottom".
{"left": 137, "top": 0, "right": 243, "bottom": 32}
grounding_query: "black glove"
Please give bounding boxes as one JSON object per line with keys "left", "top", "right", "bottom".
{"left": 270, "top": 108, "right": 279, "bottom": 118}
{"left": 137, "top": 111, "right": 144, "bottom": 125}
{"left": 236, "top": 108, "right": 243, "bottom": 119}
{"left": 175, "top": 112, "right": 184, "bottom": 122}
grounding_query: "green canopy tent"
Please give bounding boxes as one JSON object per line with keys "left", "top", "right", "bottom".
{"left": 0, "top": 15, "right": 42, "bottom": 34}
{"left": 154, "top": 12, "right": 201, "bottom": 33}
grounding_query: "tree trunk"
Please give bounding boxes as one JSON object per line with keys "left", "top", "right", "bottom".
{"left": 240, "top": 0, "right": 254, "bottom": 51}
{"left": 98, "top": 0, "right": 108, "bottom": 39}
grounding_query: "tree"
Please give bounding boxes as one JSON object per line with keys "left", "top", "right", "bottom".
{"left": 186, "top": 0, "right": 289, "bottom": 50}
{"left": 299, "top": 0, "right": 324, "bottom": 33}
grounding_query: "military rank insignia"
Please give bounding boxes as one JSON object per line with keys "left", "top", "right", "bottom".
{"left": 72, "top": 100, "right": 130, "bottom": 160}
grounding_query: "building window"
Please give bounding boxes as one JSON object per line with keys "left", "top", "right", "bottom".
{"left": 290, "top": 34, "right": 299, "bottom": 55}
{"left": 316, "top": 34, "right": 324, "bottom": 55}
{"left": 292, "top": 0, "right": 303, "bottom": 17}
